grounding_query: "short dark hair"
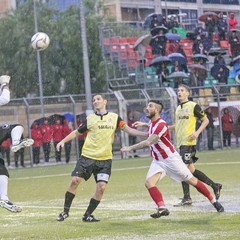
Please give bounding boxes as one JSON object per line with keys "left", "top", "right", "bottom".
{"left": 178, "top": 84, "right": 191, "bottom": 93}
{"left": 149, "top": 100, "right": 164, "bottom": 112}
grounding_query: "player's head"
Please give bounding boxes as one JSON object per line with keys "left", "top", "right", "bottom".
{"left": 93, "top": 94, "right": 107, "bottom": 112}
{"left": 146, "top": 100, "right": 163, "bottom": 120}
{"left": 177, "top": 84, "right": 191, "bottom": 102}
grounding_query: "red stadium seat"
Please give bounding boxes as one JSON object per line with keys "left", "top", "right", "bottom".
{"left": 219, "top": 40, "right": 229, "bottom": 49}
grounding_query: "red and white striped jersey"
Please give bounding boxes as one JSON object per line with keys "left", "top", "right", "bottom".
{"left": 148, "top": 118, "right": 176, "bottom": 160}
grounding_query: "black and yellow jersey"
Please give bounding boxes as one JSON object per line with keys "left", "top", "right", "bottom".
{"left": 175, "top": 101, "right": 206, "bottom": 148}
{"left": 77, "top": 112, "right": 125, "bottom": 160}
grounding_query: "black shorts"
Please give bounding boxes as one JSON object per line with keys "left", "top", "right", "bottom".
{"left": 0, "top": 158, "right": 9, "bottom": 177}
{"left": 71, "top": 155, "right": 112, "bottom": 183}
{"left": 179, "top": 145, "right": 199, "bottom": 164}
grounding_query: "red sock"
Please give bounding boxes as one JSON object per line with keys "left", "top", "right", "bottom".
{"left": 148, "top": 186, "right": 165, "bottom": 207}
{"left": 195, "top": 180, "right": 214, "bottom": 202}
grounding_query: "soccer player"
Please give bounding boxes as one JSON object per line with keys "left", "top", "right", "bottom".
{"left": 0, "top": 75, "right": 34, "bottom": 213}
{"left": 56, "top": 94, "right": 148, "bottom": 222}
{"left": 121, "top": 100, "right": 224, "bottom": 218}
{"left": 169, "top": 84, "right": 222, "bottom": 206}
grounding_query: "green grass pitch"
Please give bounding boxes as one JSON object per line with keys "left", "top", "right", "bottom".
{"left": 1, "top": 149, "right": 240, "bottom": 240}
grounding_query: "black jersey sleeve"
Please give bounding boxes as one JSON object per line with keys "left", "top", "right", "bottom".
{"left": 194, "top": 104, "right": 206, "bottom": 120}
{"left": 77, "top": 120, "right": 88, "bottom": 134}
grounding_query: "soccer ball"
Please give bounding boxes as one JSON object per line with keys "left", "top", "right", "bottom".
{"left": 31, "top": 32, "right": 50, "bottom": 51}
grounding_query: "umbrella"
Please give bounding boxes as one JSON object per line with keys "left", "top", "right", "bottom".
{"left": 149, "top": 56, "right": 171, "bottom": 66}
{"left": 143, "top": 13, "right": 162, "bottom": 29}
{"left": 76, "top": 113, "right": 87, "bottom": 123}
{"left": 166, "top": 71, "right": 189, "bottom": 79}
{"left": 191, "top": 54, "right": 208, "bottom": 63}
{"left": 150, "top": 26, "right": 168, "bottom": 36}
{"left": 31, "top": 117, "right": 45, "bottom": 128}
{"left": 151, "top": 34, "right": 166, "bottom": 41}
{"left": 168, "top": 53, "right": 186, "bottom": 64}
{"left": 165, "top": 33, "right": 181, "bottom": 41}
{"left": 133, "top": 34, "right": 152, "bottom": 50}
{"left": 188, "top": 64, "right": 208, "bottom": 72}
{"left": 210, "top": 64, "right": 229, "bottom": 79}
{"left": 208, "top": 48, "right": 227, "bottom": 56}
{"left": 199, "top": 12, "right": 219, "bottom": 22}
{"left": 64, "top": 113, "right": 74, "bottom": 122}
{"left": 48, "top": 114, "right": 65, "bottom": 124}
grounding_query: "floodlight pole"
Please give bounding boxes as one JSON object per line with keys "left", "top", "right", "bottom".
{"left": 33, "top": 0, "right": 44, "bottom": 117}
{"left": 79, "top": 0, "right": 93, "bottom": 115}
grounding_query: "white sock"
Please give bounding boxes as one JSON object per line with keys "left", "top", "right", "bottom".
{"left": 11, "top": 125, "right": 24, "bottom": 146}
{"left": 0, "top": 175, "right": 9, "bottom": 201}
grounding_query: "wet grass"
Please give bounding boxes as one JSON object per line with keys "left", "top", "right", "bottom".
{"left": 1, "top": 148, "right": 240, "bottom": 240}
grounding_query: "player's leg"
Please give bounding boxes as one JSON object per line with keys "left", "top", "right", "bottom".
{"left": 10, "top": 125, "right": 34, "bottom": 152}
{"left": 0, "top": 158, "right": 22, "bottom": 213}
{"left": 82, "top": 159, "right": 112, "bottom": 222}
{"left": 175, "top": 146, "right": 194, "bottom": 206}
{"left": 57, "top": 156, "right": 91, "bottom": 222}
{"left": 57, "top": 175, "right": 83, "bottom": 221}
{"left": 193, "top": 169, "right": 222, "bottom": 200}
{"left": 187, "top": 176, "right": 224, "bottom": 212}
{"left": 145, "top": 160, "right": 169, "bottom": 218}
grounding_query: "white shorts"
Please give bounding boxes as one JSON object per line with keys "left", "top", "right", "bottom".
{"left": 146, "top": 152, "right": 193, "bottom": 182}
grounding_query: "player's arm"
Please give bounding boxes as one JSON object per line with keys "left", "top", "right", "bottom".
{"left": 56, "top": 130, "right": 79, "bottom": 151}
{"left": 0, "top": 75, "right": 11, "bottom": 105}
{"left": 191, "top": 104, "right": 209, "bottom": 140}
{"left": 168, "top": 125, "right": 175, "bottom": 131}
{"left": 118, "top": 117, "right": 148, "bottom": 137}
{"left": 121, "top": 134, "right": 158, "bottom": 152}
{"left": 132, "top": 121, "right": 149, "bottom": 128}
{"left": 56, "top": 121, "right": 87, "bottom": 151}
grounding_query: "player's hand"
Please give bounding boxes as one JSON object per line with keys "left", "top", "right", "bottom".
{"left": 190, "top": 132, "right": 198, "bottom": 140}
{"left": 120, "top": 146, "right": 131, "bottom": 152}
{"left": 56, "top": 141, "right": 64, "bottom": 151}
{"left": 132, "top": 121, "right": 148, "bottom": 128}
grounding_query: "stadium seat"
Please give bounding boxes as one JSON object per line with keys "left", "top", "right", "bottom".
{"left": 227, "top": 78, "right": 236, "bottom": 84}
{"left": 219, "top": 40, "right": 229, "bottom": 49}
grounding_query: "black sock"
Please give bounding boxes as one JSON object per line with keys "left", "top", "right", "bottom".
{"left": 193, "top": 169, "right": 215, "bottom": 187}
{"left": 63, "top": 191, "right": 75, "bottom": 213}
{"left": 84, "top": 198, "right": 100, "bottom": 216}
{"left": 182, "top": 181, "right": 190, "bottom": 199}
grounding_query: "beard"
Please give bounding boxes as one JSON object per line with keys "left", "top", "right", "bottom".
{"left": 147, "top": 112, "right": 155, "bottom": 119}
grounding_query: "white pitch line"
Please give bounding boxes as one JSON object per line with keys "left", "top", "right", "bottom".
{"left": 10, "top": 161, "right": 240, "bottom": 181}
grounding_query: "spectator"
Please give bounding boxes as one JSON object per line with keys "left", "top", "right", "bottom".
{"left": 167, "top": 15, "right": 179, "bottom": 30}
{"left": 217, "top": 13, "right": 228, "bottom": 40}
{"left": 171, "top": 60, "right": 184, "bottom": 73}
{"left": 215, "top": 67, "right": 228, "bottom": 85}
{"left": 205, "top": 108, "right": 215, "bottom": 150}
{"left": 214, "top": 53, "right": 226, "bottom": 65}
{"left": 205, "top": 17, "right": 216, "bottom": 41}
{"left": 197, "top": 70, "right": 207, "bottom": 87}
{"left": 14, "top": 148, "right": 25, "bottom": 168}
{"left": 221, "top": 108, "right": 234, "bottom": 148}
{"left": 228, "top": 12, "right": 238, "bottom": 30}
{"left": 40, "top": 118, "right": 53, "bottom": 163}
{"left": 194, "top": 23, "right": 206, "bottom": 38}
{"left": 157, "top": 62, "right": 169, "bottom": 86}
{"left": 150, "top": 15, "right": 160, "bottom": 29}
{"left": 63, "top": 119, "right": 73, "bottom": 163}
{"left": 31, "top": 122, "right": 43, "bottom": 166}
{"left": 193, "top": 42, "right": 208, "bottom": 55}
{"left": 193, "top": 35, "right": 203, "bottom": 53}
{"left": 1, "top": 138, "right": 11, "bottom": 167}
{"left": 127, "top": 111, "right": 139, "bottom": 158}
{"left": 52, "top": 117, "right": 63, "bottom": 163}
{"left": 228, "top": 30, "right": 240, "bottom": 58}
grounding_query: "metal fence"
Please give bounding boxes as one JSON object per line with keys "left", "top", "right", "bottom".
{"left": 1, "top": 85, "right": 239, "bottom": 167}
